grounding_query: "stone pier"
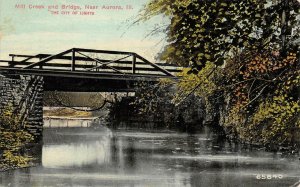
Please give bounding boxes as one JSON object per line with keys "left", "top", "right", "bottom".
{"left": 0, "top": 75, "right": 44, "bottom": 141}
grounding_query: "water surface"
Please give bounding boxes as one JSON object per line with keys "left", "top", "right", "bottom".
{"left": 1, "top": 126, "right": 300, "bottom": 187}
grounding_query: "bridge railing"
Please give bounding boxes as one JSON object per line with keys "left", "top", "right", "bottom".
{"left": 0, "top": 48, "right": 182, "bottom": 77}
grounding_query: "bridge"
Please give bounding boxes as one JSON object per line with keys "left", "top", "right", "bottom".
{"left": 0, "top": 48, "right": 182, "bottom": 139}
{"left": 0, "top": 48, "right": 182, "bottom": 92}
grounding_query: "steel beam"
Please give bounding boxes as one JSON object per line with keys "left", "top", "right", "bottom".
{"left": 8, "top": 54, "right": 180, "bottom": 67}
{"left": 77, "top": 51, "right": 124, "bottom": 74}
{"left": 71, "top": 49, "right": 76, "bottom": 71}
{"left": 0, "top": 67, "right": 177, "bottom": 81}
{"left": 87, "top": 54, "right": 132, "bottom": 71}
{"left": 132, "top": 54, "right": 136, "bottom": 74}
{"left": 74, "top": 48, "right": 133, "bottom": 55}
{"left": 0, "top": 61, "right": 182, "bottom": 73}
{"left": 135, "top": 54, "right": 174, "bottom": 77}
{"left": 23, "top": 49, "right": 73, "bottom": 69}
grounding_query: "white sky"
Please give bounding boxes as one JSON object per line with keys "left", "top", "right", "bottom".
{"left": 0, "top": 0, "right": 168, "bottom": 62}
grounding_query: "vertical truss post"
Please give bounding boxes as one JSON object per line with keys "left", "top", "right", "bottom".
{"left": 71, "top": 48, "right": 76, "bottom": 71}
{"left": 132, "top": 53, "right": 136, "bottom": 74}
{"left": 39, "top": 57, "right": 43, "bottom": 69}
{"left": 9, "top": 56, "right": 15, "bottom": 67}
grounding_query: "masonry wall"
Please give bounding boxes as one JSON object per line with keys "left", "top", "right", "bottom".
{"left": 0, "top": 75, "right": 43, "bottom": 141}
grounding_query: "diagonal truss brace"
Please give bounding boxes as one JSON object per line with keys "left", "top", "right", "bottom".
{"left": 23, "top": 49, "right": 73, "bottom": 69}
{"left": 20, "top": 48, "right": 175, "bottom": 77}
{"left": 76, "top": 51, "right": 124, "bottom": 74}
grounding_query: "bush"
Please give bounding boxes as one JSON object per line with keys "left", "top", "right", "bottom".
{"left": 0, "top": 104, "right": 34, "bottom": 170}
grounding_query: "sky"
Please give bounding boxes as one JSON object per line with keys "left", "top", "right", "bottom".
{"left": 0, "top": 0, "right": 168, "bottom": 62}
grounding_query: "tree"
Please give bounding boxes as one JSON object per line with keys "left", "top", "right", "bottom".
{"left": 141, "top": 0, "right": 300, "bottom": 70}
{"left": 141, "top": 0, "right": 300, "bottom": 146}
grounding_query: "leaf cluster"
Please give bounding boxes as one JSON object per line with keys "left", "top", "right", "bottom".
{"left": 141, "top": 0, "right": 300, "bottom": 71}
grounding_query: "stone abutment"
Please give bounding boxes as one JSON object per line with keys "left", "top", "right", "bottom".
{"left": 0, "top": 75, "right": 43, "bottom": 141}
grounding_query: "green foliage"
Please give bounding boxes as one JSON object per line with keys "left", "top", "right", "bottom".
{"left": 132, "top": 79, "right": 175, "bottom": 115}
{"left": 142, "top": 0, "right": 300, "bottom": 146}
{"left": 252, "top": 96, "right": 300, "bottom": 143}
{"left": 0, "top": 104, "right": 34, "bottom": 170}
{"left": 222, "top": 50, "right": 300, "bottom": 145}
{"left": 0, "top": 104, "right": 22, "bottom": 130}
{"left": 141, "top": 0, "right": 300, "bottom": 70}
{"left": 2, "top": 151, "right": 31, "bottom": 168}
{"left": 174, "top": 63, "right": 220, "bottom": 101}
{"left": 0, "top": 130, "right": 34, "bottom": 151}
{"left": 115, "top": 79, "right": 204, "bottom": 129}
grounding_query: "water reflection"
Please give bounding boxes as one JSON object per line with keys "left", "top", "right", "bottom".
{"left": 42, "top": 141, "right": 111, "bottom": 168}
{"left": 1, "top": 126, "right": 300, "bottom": 187}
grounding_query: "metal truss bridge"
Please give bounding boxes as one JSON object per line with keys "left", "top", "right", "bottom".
{"left": 0, "top": 48, "right": 182, "bottom": 92}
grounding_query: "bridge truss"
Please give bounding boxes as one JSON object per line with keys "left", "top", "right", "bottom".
{"left": 0, "top": 48, "right": 181, "bottom": 81}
